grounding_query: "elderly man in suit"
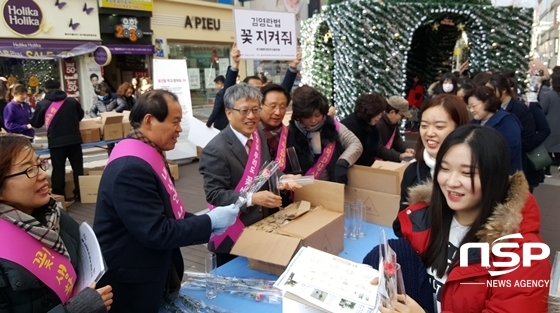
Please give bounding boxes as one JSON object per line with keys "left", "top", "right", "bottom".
{"left": 94, "top": 90, "right": 239, "bottom": 313}
{"left": 199, "top": 83, "right": 286, "bottom": 266}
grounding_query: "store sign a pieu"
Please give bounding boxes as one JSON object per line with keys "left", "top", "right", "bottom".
{"left": 184, "top": 16, "right": 221, "bottom": 30}
{"left": 0, "top": 0, "right": 100, "bottom": 40}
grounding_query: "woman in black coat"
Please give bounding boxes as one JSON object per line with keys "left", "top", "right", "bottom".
{"left": 340, "top": 93, "right": 387, "bottom": 166}
{"left": 0, "top": 135, "right": 112, "bottom": 313}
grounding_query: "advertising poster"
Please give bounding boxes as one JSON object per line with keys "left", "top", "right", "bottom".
{"left": 153, "top": 59, "right": 196, "bottom": 159}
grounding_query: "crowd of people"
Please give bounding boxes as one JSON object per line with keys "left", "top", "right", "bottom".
{"left": 0, "top": 44, "right": 557, "bottom": 313}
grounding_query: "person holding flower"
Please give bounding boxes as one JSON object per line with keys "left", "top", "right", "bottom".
{"left": 387, "top": 125, "right": 550, "bottom": 313}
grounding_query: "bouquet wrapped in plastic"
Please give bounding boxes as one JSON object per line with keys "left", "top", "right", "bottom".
{"left": 235, "top": 160, "right": 280, "bottom": 208}
{"left": 376, "top": 229, "right": 398, "bottom": 310}
{"left": 182, "top": 271, "right": 282, "bottom": 304}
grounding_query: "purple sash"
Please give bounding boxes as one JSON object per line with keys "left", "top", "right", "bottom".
{"left": 209, "top": 131, "right": 262, "bottom": 250}
{"left": 44, "top": 99, "right": 66, "bottom": 130}
{"left": 305, "top": 120, "right": 340, "bottom": 179}
{"left": 107, "top": 139, "right": 186, "bottom": 219}
{"left": 276, "top": 125, "right": 288, "bottom": 172}
{"left": 0, "top": 219, "right": 76, "bottom": 304}
{"left": 375, "top": 128, "right": 396, "bottom": 161}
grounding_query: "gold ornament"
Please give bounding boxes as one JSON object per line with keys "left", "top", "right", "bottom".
{"left": 324, "top": 30, "right": 332, "bottom": 43}
{"left": 432, "top": 22, "right": 439, "bottom": 32}
{"left": 394, "top": 33, "right": 400, "bottom": 39}
{"left": 457, "top": 23, "right": 465, "bottom": 32}
{"left": 28, "top": 75, "right": 39, "bottom": 88}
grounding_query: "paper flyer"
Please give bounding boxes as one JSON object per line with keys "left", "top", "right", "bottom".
{"left": 74, "top": 222, "right": 107, "bottom": 294}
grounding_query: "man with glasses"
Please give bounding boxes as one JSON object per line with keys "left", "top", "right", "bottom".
{"left": 259, "top": 84, "right": 291, "bottom": 164}
{"left": 199, "top": 83, "right": 283, "bottom": 266}
{"left": 376, "top": 96, "right": 415, "bottom": 163}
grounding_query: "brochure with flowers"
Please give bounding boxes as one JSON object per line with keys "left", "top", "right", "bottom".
{"left": 376, "top": 229, "right": 398, "bottom": 310}
{"left": 274, "top": 247, "right": 379, "bottom": 313}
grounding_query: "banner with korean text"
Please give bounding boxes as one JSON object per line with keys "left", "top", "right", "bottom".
{"left": 153, "top": 59, "right": 196, "bottom": 159}
{"left": 233, "top": 9, "right": 297, "bottom": 60}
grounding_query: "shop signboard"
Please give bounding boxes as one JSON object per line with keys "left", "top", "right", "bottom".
{"left": 233, "top": 9, "right": 297, "bottom": 60}
{"left": 153, "top": 59, "right": 196, "bottom": 159}
{"left": 99, "top": 0, "right": 153, "bottom": 12}
{"left": 0, "top": 0, "right": 101, "bottom": 40}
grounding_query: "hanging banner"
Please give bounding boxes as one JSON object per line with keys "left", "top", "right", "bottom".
{"left": 63, "top": 59, "right": 80, "bottom": 102}
{"left": 233, "top": 9, "right": 297, "bottom": 60}
{"left": 153, "top": 59, "right": 196, "bottom": 159}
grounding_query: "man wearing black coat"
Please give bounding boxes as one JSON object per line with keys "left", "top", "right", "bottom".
{"left": 30, "top": 79, "right": 85, "bottom": 200}
{"left": 93, "top": 90, "right": 238, "bottom": 313}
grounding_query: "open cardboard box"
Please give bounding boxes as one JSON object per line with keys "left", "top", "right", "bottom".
{"left": 231, "top": 180, "right": 345, "bottom": 276}
{"left": 79, "top": 119, "right": 101, "bottom": 143}
{"left": 100, "top": 112, "right": 123, "bottom": 141}
{"left": 345, "top": 161, "right": 408, "bottom": 227}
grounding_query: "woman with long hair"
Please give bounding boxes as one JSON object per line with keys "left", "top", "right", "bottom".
{"left": 115, "top": 82, "right": 136, "bottom": 112}
{"left": 0, "top": 134, "right": 113, "bottom": 312}
{"left": 285, "top": 85, "right": 363, "bottom": 183}
{"left": 3, "top": 84, "right": 33, "bottom": 139}
{"left": 393, "top": 94, "right": 469, "bottom": 237}
{"left": 385, "top": 125, "right": 550, "bottom": 313}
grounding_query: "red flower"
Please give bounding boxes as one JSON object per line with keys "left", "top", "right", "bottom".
{"left": 255, "top": 293, "right": 263, "bottom": 302}
{"left": 383, "top": 261, "right": 396, "bottom": 277}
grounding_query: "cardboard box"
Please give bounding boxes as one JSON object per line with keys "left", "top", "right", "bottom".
{"left": 100, "top": 112, "right": 123, "bottom": 141}
{"left": 121, "top": 110, "right": 131, "bottom": 136}
{"left": 231, "top": 180, "right": 345, "bottom": 276}
{"left": 79, "top": 119, "right": 101, "bottom": 143}
{"left": 78, "top": 175, "right": 102, "bottom": 204}
{"left": 51, "top": 194, "right": 67, "bottom": 211}
{"left": 167, "top": 160, "right": 179, "bottom": 180}
{"left": 345, "top": 161, "right": 408, "bottom": 227}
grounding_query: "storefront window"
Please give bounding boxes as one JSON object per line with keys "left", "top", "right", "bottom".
{"left": 168, "top": 43, "right": 231, "bottom": 108}
{"left": 0, "top": 58, "right": 62, "bottom": 108}
{"left": 253, "top": 60, "right": 302, "bottom": 92}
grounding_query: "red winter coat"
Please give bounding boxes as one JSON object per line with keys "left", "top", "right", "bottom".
{"left": 398, "top": 173, "right": 550, "bottom": 313}
{"left": 406, "top": 83, "right": 424, "bottom": 108}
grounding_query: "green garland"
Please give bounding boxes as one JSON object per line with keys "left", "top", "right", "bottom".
{"left": 301, "top": 2, "right": 533, "bottom": 118}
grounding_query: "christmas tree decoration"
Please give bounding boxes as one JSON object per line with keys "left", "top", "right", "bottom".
{"left": 301, "top": 1, "right": 532, "bottom": 119}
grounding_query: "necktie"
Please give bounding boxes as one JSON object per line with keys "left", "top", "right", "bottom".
{"left": 264, "top": 129, "right": 279, "bottom": 157}
{"left": 246, "top": 138, "right": 253, "bottom": 153}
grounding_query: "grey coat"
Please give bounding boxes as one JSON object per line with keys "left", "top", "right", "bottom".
{"left": 540, "top": 91, "right": 560, "bottom": 152}
{"left": 198, "top": 126, "right": 273, "bottom": 253}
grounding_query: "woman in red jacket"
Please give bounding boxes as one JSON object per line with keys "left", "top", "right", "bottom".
{"left": 385, "top": 124, "right": 550, "bottom": 313}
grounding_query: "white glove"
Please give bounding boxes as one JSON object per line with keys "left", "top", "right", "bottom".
{"left": 206, "top": 204, "right": 238, "bottom": 231}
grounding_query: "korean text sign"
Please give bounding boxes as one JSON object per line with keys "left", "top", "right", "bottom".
{"left": 233, "top": 9, "right": 297, "bottom": 60}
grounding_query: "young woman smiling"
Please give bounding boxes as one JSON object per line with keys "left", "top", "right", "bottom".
{"left": 393, "top": 94, "right": 469, "bottom": 237}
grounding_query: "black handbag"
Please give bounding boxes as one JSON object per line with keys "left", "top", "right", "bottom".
{"left": 527, "top": 144, "right": 552, "bottom": 171}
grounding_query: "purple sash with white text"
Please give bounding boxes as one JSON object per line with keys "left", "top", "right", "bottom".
{"left": 0, "top": 219, "right": 76, "bottom": 304}
{"left": 107, "top": 139, "right": 186, "bottom": 220}
{"left": 276, "top": 125, "right": 288, "bottom": 172}
{"left": 208, "top": 131, "right": 261, "bottom": 252}
{"left": 44, "top": 99, "right": 66, "bottom": 130}
{"left": 305, "top": 120, "right": 340, "bottom": 179}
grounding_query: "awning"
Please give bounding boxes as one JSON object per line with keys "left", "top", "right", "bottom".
{"left": 105, "top": 44, "right": 154, "bottom": 55}
{"left": 0, "top": 39, "right": 100, "bottom": 60}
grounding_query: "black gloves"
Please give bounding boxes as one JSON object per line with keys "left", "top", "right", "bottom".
{"left": 333, "top": 159, "right": 350, "bottom": 184}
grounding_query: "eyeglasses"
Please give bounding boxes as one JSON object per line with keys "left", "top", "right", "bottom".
{"left": 263, "top": 103, "right": 288, "bottom": 112}
{"left": 467, "top": 103, "right": 481, "bottom": 110}
{"left": 4, "top": 159, "right": 50, "bottom": 179}
{"left": 230, "top": 107, "right": 262, "bottom": 117}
